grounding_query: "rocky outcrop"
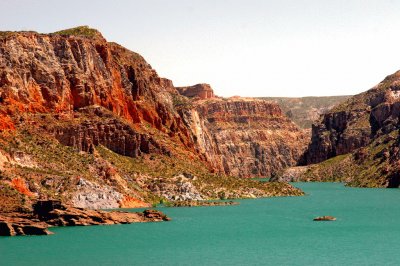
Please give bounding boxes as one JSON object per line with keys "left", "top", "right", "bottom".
{"left": 270, "top": 166, "right": 310, "bottom": 182}
{"left": 176, "top": 84, "right": 215, "bottom": 99}
{"left": 302, "top": 109, "right": 372, "bottom": 164}
{"left": 0, "top": 215, "right": 52, "bottom": 236}
{"left": 71, "top": 178, "right": 125, "bottom": 209}
{"left": 147, "top": 174, "right": 204, "bottom": 201}
{"left": 313, "top": 216, "right": 336, "bottom": 221}
{"left": 0, "top": 200, "right": 170, "bottom": 236}
{"left": 165, "top": 200, "right": 239, "bottom": 207}
{"left": 189, "top": 97, "right": 309, "bottom": 177}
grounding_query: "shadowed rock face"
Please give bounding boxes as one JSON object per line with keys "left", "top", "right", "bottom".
{"left": 302, "top": 71, "right": 400, "bottom": 165}
{"left": 285, "top": 71, "right": 400, "bottom": 188}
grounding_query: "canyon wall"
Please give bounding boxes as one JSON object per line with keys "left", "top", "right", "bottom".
{"left": 0, "top": 26, "right": 305, "bottom": 210}
{"left": 303, "top": 71, "right": 400, "bottom": 164}
{"left": 295, "top": 71, "right": 400, "bottom": 187}
{"left": 187, "top": 97, "right": 308, "bottom": 177}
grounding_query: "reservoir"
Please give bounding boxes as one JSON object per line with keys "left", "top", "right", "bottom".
{"left": 1, "top": 183, "right": 399, "bottom": 265}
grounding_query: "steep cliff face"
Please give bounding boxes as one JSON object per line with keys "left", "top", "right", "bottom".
{"left": 0, "top": 26, "right": 304, "bottom": 211}
{"left": 0, "top": 28, "right": 192, "bottom": 149}
{"left": 303, "top": 71, "right": 400, "bottom": 164}
{"left": 184, "top": 97, "right": 309, "bottom": 178}
{"left": 295, "top": 70, "right": 400, "bottom": 187}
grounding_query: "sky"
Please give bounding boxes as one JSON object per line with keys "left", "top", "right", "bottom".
{"left": 1, "top": 0, "right": 400, "bottom": 97}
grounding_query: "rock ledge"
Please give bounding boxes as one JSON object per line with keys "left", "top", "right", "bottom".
{"left": 0, "top": 200, "right": 170, "bottom": 236}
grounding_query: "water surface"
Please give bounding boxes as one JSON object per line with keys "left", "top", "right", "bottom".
{"left": 1, "top": 183, "right": 400, "bottom": 265}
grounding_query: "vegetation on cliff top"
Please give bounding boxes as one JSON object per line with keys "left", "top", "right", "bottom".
{"left": 53, "top": 26, "right": 102, "bottom": 38}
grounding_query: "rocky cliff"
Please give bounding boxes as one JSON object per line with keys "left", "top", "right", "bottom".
{"left": 185, "top": 97, "right": 309, "bottom": 178}
{"left": 302, "top": 71, "right": 400, "bottom": 164}
{"left": 0, "top": 26, "right": 304, "bottom": 213}
{"left": 291, "top": 70, "right": 400, "bottom": 187}
{"left": 176, "top": 84, "right": 215, "bottom": 99}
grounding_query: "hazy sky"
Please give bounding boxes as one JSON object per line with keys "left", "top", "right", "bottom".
{"left": 1, "top": 0, "right": 400, "bottom": 97}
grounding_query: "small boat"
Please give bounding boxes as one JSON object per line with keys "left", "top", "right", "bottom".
{"left": 313, "top": 216, "right": 336, "bottom": 221}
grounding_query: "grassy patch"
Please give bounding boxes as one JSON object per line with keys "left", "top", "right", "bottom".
{"left": 53, "top": 26, "right": 100, "bottom": 38}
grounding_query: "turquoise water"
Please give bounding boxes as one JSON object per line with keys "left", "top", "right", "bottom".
{"left": 1, "top": 183, "right": 400, "bottom": 266}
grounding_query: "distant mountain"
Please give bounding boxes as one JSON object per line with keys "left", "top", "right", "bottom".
{"left": 262, "top": 96, "right": 351, "bottom": 129}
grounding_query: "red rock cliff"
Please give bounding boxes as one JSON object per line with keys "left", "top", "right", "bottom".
{"left": 0, "top": 27, "right": 305, "bottom": 212}
{"left": 0, "top": 28, "right": 194, "bottom": 156}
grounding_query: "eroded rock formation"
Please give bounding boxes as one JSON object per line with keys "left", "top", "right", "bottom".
{"left": 0, "top": 26, "right": 305, "bottom": 215}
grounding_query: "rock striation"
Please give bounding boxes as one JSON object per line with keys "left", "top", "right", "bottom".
{"left": 302, "top": 71, "right": 400, "bottom": 165}
{"left": 184, "top": 97, "right": 309, "bottom": 177}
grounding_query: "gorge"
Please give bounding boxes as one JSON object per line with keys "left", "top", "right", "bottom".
{"left": 1, "top": 26, "right": 400, "bottom": 239}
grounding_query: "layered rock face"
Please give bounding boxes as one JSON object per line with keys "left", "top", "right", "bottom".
{"left": 295, "top": 70, "right": 400, "bottom": 187}
{"left": 52, "top": 107, "right": 170, "bottom": 158}
{"left": 185, "top": 97, "right": 309, "bottom": 177}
